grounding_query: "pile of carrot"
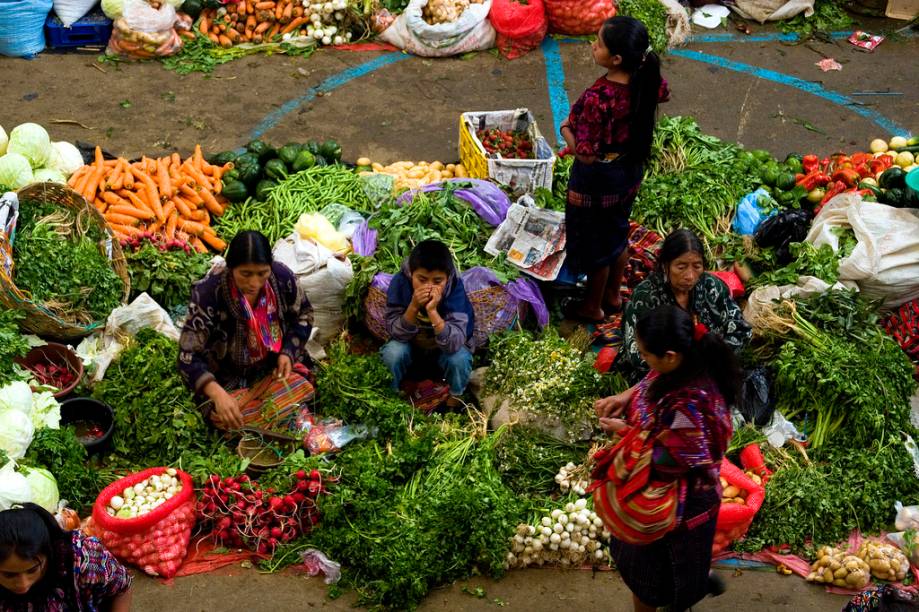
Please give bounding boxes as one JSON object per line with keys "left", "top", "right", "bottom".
{"left": 199, "top": 0, "right": 309, "bottom": 47}
{"left": 67, "top": 145, "right": 230, "bottom": 253}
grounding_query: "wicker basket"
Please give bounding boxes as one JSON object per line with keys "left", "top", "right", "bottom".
{"left": 0, "top": 182, "right": 130, "bottom": 340}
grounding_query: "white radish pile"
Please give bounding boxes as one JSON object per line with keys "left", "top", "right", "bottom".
{"left": 288, "top": 0, "right": 354, "bottom": 46}
{"left": 106, "top": 469, "right": 182, "bottom": 519}
{"left": 554, "top": 462, "right": 590, "bottom": 496}
{"left": 506, "top": 498, "right": 610, "bottom": 569}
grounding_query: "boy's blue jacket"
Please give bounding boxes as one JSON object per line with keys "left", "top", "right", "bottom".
{"left": 384, "top": 258, "right": 475, "bottom": 354}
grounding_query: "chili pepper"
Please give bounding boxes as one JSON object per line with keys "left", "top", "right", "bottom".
{"left": 854, "top": 163, "right": 872, "bottom": 179}
{"left": 816, "top": 181, "right": 848, "bottom": 213}
{"left": 831, "top": 168, "right": 861, "bottom": 188}
{"left": 802, "top": 154, "right": 820, "bottom": 172}
{"left": 850, "top": 152, "right": 870, "bottom": 166}
{"left": 797, "top": 170, "right": 832, "bottom": 191}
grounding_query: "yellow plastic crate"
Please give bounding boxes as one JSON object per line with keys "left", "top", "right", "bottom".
{"left": 458, "top": 109, "right": 555, "bottom": 195}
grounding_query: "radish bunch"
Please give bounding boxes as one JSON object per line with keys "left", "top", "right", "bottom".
{"left": 197, "top": 470, "right": 324, "bottom": 555}
{"left": 506, "top": 498, "right": 611, "bottom": 569}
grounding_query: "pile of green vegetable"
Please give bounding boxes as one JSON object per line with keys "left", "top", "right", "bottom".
{"left": 0, "top": 309, "right": 29, "bottom": 386}
{"left": 93, "top": 328, "right": 215, "bottom": 466}
{"left": 125, "top": 241, "right": 213, "bottom": 313}
{"left": 24, "top": 427, "right": 113, "bottom": 514}
{"left": 746, "top": 229, "right": 857, "bottom": 290}
{"left": 210, "top": 138, "right": 344, "bottom": 210}
{"left": 13, "top": 200, "right": 124, "bottom": 324}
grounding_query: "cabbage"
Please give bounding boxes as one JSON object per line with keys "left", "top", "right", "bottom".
{"left": 46, "top": 141, "right": 85, "bottom": 177}
{"left": 0, "top": 125, "right": 7, "bottom": 156}
{"left": 0, "top": 409, "right": 34, "bottom": 460}
{"left": 7, "top": 123, "right": 51, "bottom": 169}
{"left": 30, "top": 391, "right": 61, "bottom": 430}
{"left": 0, "top": 462, "right": 32, "bottom": 511}
{"left": 0, "top": 153, "right": 34, "bottom": 189}
{"left": 33, "top": 168, "right": 67, "bottom": 184}
{"left": 21, "top": 467, "right": 59, "bottom": 513}
{"left": 102, "top": 0, "right": 125, "bottom": 19}
{"left": 0, "top": 381, "right": 33, "bottom": 414}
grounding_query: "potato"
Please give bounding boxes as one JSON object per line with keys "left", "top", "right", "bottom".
{"left": 723, "top": 485, "right": 740, "bottom": 499}
{"left": 455, "top": 164, "right": 468, "bottom": 178}
{"left": 356, "top": 157, "right": 372, "bottom": 167}
{"left": 371, "top": 162, "right": 385, "bottom": 172}
{"left": 823, "top": 568, "right": 834, "bottom": 583}
{"left": 833, "top": 567, "right": 848, "bottom": 579}
{"left": 749, "top": 474, "right": 762, "bottom": 485}
{"left": 441, "top": 170, "right": 454, "bottom": 179}
{"left": 720, "top": 477, "right": 729, "bottom": 488}
{"left": 431, "top": 161, "right": 445, "bottom": 171}
{"left": 732, "top": 497, "right": 746, "bottom": 505}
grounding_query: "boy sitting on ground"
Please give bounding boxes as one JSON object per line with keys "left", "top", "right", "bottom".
{"left": 381, "top": 239, "right": 474, "bottom": 410}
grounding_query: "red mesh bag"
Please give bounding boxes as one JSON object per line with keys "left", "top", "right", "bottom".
{"left": 489, "top": 0, "right": 548, "bottom": 59}
{"left": 92, "top": 467, "right": 196, "bottom": 578}
{"left": 544, "top": 0, "right": 615, "bottom": 35}
{"left": 712, "top": 458, "right": 765, "bottom": 554}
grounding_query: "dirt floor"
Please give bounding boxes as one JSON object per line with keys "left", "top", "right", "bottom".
{"left": 132, "top": 565, "right": 848, "bottom": 611}
{"left": 2, "top": 15, "right": 917, "bottom": 612}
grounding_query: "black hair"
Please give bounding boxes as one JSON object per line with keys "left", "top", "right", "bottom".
{"left": 408, "top": 240, "right": 454, "bottom": 275}
{"left": 636, "top": 305, "right": 741, "bottom": 405}
{"left": 656, "top": 229, "right": 706, "bottom": 276}
{"left": 879, "top": 586, "right": 919, "bottom": 612}
{"left": 599, "top": 16, "right": 663, "bottom": 162}
{"left": 226, "top": 230, "right": 273, "bottom": 269}
{"left": 0, "top": 502, "right": 66, "bottom": 568}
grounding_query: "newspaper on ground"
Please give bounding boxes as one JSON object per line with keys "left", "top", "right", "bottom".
{"left": 485, "top": 198, "right": 567, "bottom": 281}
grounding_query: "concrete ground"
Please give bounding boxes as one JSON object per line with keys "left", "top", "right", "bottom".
{"left": 2, "top": 14, "right": 916, "bottom": 611}
{"left": 132, "top": 565, "right": 847, "bottom": 611}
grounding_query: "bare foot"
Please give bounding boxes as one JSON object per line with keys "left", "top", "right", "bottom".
{"left": 603, "top": 289, "right": 623, "bottom": 313}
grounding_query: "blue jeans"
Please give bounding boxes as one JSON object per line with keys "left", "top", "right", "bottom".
{"left": 380, "top": 341, "right": 473, "bottom": 396}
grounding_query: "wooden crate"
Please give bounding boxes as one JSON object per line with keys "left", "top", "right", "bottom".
{"left": 886, "top": 0, "right": 919, "bottom": 19}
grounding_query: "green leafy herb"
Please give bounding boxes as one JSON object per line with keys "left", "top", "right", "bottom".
{"left": 0, "top": 309, "right": 29, "bottom": 386}
{"left": 125, "top": 244, "right": 212, "bottom": 312}
{"left": 616, "top": 0, "right": 670, "bottom": 53}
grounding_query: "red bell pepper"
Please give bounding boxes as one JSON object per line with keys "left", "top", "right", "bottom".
{"left": 850, "top": 152, "right": 870, "bottom": 166}
{"left": 802, "top": 154, "right": 820, "bottom": 173}
{"left": 831, "top": 168, "right": 861, "bottom": 188}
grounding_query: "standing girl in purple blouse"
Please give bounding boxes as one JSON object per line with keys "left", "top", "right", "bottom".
{"left": 560, "top": 16, "right": 670, "bottom": 322}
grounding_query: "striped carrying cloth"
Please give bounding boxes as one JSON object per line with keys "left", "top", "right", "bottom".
{"left": 588, "top": 426, "right": 680, "bottom": 545}
{"left": 231, "top": 364, "right": 315, "bottom": 431}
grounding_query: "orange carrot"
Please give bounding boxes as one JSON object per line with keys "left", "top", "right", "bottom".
{"left": 197, "top": 186, "right": 224, "bottom": 216}
{"left": 107, "top": 161, "right": 124, "bottom": 191}
{"left": 266, "top": 22, "right": 281, "bottom": 40}
{"left": 94, "top": 199, "right": 107, "bottom": 214}
{"left": 165, "top": 211, "right": 179, "bottom": 240}
{"left": 179, "top": 184, "right": 204, "bottom": 205}
{"left": 82, "top": 165, "right": 104, "bottom": 203}
{"left": 67, "top": 166, "right": 87, "bottom": 188}
{"left": 201, "top": 232, "right": 227, "bottom": 252}
{"left": 178, "top": 219, "right": 207, "bottom": 236}
{"left": 106, "top": 212, "right": 141, "bottom": 227}
{"left": 162, "top": 201, "right": 176, "bottom": 220}
{"left": 280, "top": 16, "right": 306, "bottom": 34}
{"left": 157, "top": 158, "right": 173, "bottom": 199}
{"left": 190, "top": 209, "right": 207, "bottom": 222}
{"left": 130, "top": 166, "right": 164, "bottom": 222}
{"left": 292, "top": 5, "right": 303, "bottom": 17}
{"left": 102, "top": 191, "right": 131, "bottom": 208}
{"left": 255, "top": 1, "right": 274, "bottom": 9}
{"left": 108, "top": 204, "right": 155, "bottom": 221}
{"left": 254, "top": 21, "right": 270, "bottom": 35}
{"left": 71, "top": 168, "right": 91, "bottom": 195}
{"left": 172, "top": 196, "right": 194, "bottom": 218}
{"left": 110, "top": 223, "right": 143, "bottom": 238}
{"left": 199, "top": 14, "right": 210, "bottom": 35}
{"left": 207, "top": 32, "right": 221, "bottom": 44}
{"left": 125, "top": 190, "right": 153, "bottom": 215}
{"left": 192, "top": 237, "right": 209, "bottom": 253}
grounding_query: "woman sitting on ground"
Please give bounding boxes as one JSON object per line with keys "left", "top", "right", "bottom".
{"left": 619, "top": 229, "right": 751, "bottom": 381}
{"left": 178, "top": 230, "right": 315, "bottom": 431}
{"left": 0, "top": 503, "right": 132, "bottom": 611}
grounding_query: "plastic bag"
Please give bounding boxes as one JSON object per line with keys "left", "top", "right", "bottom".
{"left": 0, "top": 462, "right": 32, "bottom": 511}
{"left": 359, "top": 172, "right": 395, "bottom": 208}
{"left": 806, "top": 193, "right": 919, "bottom": 309}
{"left": 300, "top": 548, "right": 341, "bottom": 584}
{"left": 754, "top": 209, "right": 812, "bottom": 264}
{"left": 738, "top": 367, "right": 774, "bottom": 426}
{"left": 0, "top": 0, "right": 53, "bottom": 57}
{"left": 378, "top": 0, "right": 496, "bottom": 57}
{"left": 762, "top": 409, "right": 807, "bottom": 448}
{"left": 730, "top": 0, "right": 813, "bottom": 22}
{"left": 887, "top": 531, "right": 919, "bottom": 568}
{"left": 106, "top": 0, "right": 185, "bottom": 59}
{"left": 319, "top": 204, "right": 364, "bottom": 239}
{"left": 397, "top": 178, "right": 511, "bottom": 226}
{"left": 298, "top": 415, "right": 368, "bottom": 454}
{"left": 894, "top": 501, "right": 919, "bottom": 531}
{"left": 91, "top": 467, "right": 196, "bottom": 578}
{"left": 712, "top": 458, "right": 765, "bottom": 554}
{"left": 489, "top": 0, "right": 548, "bottom": 59}
{"left": 733, "top": 188, "right": 777, "bottom": 235}
{"left": 544, "top": 0, "right": 616, "bottom": 35}
{"left": 295, "top": 213, "right": 350, "bottom": 256}
{"left": 54, "top": 0, "right": 98, "bottom": 27}
{"left": 351, "top": 220, "right": 378, "bottom": 257}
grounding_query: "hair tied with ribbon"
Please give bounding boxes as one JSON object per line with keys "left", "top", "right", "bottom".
{"left": 693, "top": 322, "right": 709, "bottom": 342}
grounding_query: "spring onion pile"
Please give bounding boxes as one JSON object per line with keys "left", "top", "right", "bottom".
{"left": 106, "top": 469, "right": 182, "bottom": 519}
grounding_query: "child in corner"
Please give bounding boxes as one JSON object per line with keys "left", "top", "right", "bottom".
{"left": 381, "top": 239, "right": 475, "bottom": 410}
{"left": 560, "top": 16, "right": 670, "bottom": 323}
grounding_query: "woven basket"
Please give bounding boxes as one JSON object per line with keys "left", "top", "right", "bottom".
{"left": 0, "top": 182, "right": 130, "bottom": 340}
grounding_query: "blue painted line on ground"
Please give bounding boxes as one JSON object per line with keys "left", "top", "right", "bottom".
{"left": 542, "top": 37, "right": 571, "bottom": 146}
{"left": 670, "top": 48, "right": 908, "bottom": 136}
{"left": 248, "top": 52, "right": 410, "bottom": 141}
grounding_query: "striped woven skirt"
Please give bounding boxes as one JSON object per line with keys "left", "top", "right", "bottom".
{"left": 229, "top": 363, "right": 315, "bottom": 431}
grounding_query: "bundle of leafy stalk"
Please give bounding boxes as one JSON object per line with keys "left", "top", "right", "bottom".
{"left": 93, "top": 328, "right": 216, "bottom": 466}
{"left": 747, "top": 229, "right": 857, "bottom": 290}
{"left": 24, "top": 427, "right": 116, "bottom": 514}
{"left": 125, "top": 242, "right": 212, "bottom": 312}
{"left": 616, "top": 0, "right": 670, "bottom": 53}
{"left": 533, "top": 154, "right": 574, "bottom": 211}
{"left": 342, "top": 184, "right": 517, "bottom": 320}
{"left": 304, "top": 425, "right": 528, "bottom": 609}
{"left": 0, "top": 309, "right": 29, "bottom": 387}
{"left": 494, "top": 425, "right": 591, "bottom": 498}
{"left": 779, "top": 0, "right": 855, "bottom": 40}
{"left": 739, "top": 431, "right": 919, "bottom": 554}
{"left": 754, "top": 293, "right": 916, "bottom": 448}
{"left": 485, "top": 328, "right": 625, "bottom": 440}
{"left": 161, "top": 32, "right": 316, "bottom": 75}
{"left": 13, "top": 200, "right": 124, "bottom": 324}
{"left": 632, "top": 117, "right": 763, "bottom": 252}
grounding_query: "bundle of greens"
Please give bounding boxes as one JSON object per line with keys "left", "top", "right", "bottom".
{"left": 13, "top": 200, "right": 124, "bottom": 324}
{"left": 756, "top": 293, "right": 916, "bottom": 448}
{"left": 125, "top": 243, "right": 212, "bottom": 312}
{"left": 485, "top": 328, "right": 624, "bottom": 439}
{"left": 493, "top": 425, "right": 591, "bottom": 499}
{"left": 779, "top": 0, "right": 855, "bottom": 39}
{"left": 304, "top": 425, "right": 527, "bottom": 609}
{"left": 0, "top": 309, "right": 29, "bottom": 386}
{"left": 747, "top": 229, "right": 857, "bottom": 290}
{"left": 616, "top": 0, "right": 670, "bottom": 53}
{"left": 93, "top": 329, "right": 214, "bottom": 465}
{"left": 24, "top": 427, "right": 114, "bottom": 514}
{"left": 632, "top": 117, "right": 763, "bottom": 251}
